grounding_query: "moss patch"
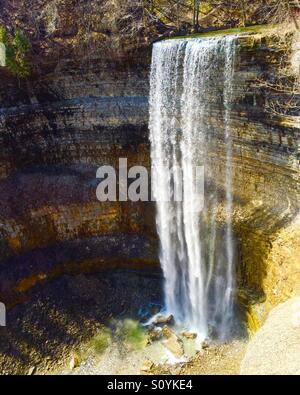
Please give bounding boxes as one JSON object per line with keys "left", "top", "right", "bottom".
{"left": 116, "top": 319, "right": 146, "bottom": 350}
{"left": 164, "top": 24, "right": 276, "bottom": 41}
{"left": 88, "top": 327, "right": 112, "bottom": 355}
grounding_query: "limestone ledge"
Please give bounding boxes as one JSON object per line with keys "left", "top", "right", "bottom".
{"left": 0, "top": 96, "right": 149, "bottom": 179}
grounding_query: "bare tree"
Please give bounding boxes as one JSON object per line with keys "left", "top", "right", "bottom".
{"left": 255, "top": 32, "right": 300, "bottom": 117}
{"left": 192, "top": 0, "right": 201, "bottom": 29}
{"left": 259, "top": 0, "right": 300, "bottom": 30}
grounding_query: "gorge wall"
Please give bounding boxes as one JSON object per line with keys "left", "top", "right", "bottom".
{"left": 0, "top": 0, "right": 299, "bottom": 330}
{"left": 198, "top": 30, "right": 300, "bottom": 326}
{"left": 0, "top": 1, "right": 158, "bottom": 306}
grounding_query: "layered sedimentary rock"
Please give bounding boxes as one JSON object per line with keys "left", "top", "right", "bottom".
{"left": 202, "top": 30, "right": 300, "bottom": 324}
{"left": 0, "top": 1, "right": 158, "bottom": 305}
{"left": 0, "top": 84, "right": 158, "bottom": 305}
{"left": 0, "top": 1, "right": 299, "bottom": 330}
{"left": 235, "top": 33, "right": 299, "bottom": 323}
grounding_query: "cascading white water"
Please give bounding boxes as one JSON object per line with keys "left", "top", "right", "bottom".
{"left": 149, "top": 36, "right": 237, "bottom": 340}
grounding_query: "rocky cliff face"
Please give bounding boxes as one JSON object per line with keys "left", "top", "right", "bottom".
{"left": 202, "top": 30, "right": 300, "bottom": 325}
{"left": 0, "top": 0, "right": 159, "bottom": 305}
{"left": 0, "top": 1, "right": 299, "bottom": 330}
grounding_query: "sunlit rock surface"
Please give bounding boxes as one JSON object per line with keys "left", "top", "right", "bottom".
{"left": 241, "top": 297, "right": 300, "bottom": 375}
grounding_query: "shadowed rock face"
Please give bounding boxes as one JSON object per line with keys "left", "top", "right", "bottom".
{"left": 0, "top": 3, "right": 299, "bottom": 331}
{"left": 0, "top": 1, "right": 160, "bottom": 304}
{"left": 0, "top": 267, "right": 163, "bottom": 375}
{"left": 0, "top": 93, "right": 157, "bottom": 304}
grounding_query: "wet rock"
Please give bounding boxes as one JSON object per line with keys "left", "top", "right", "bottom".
{"left": 146, "top": 327, "right": 162, "bottom": 344}
{"left": 162, "top": 325, "right": 173, "bottom": 339}
{"left": 181, "top": 331, "right": 197, "bottom": 340}
{"left": 153, "top": 314, "right": 174, "bottom": 326}
{"left": 162, "top": 329, "right": 184, "bottom": 358}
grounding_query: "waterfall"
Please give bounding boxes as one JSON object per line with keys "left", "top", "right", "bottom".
{"left": 149, "top": 36, "right": 237, "bottom": 340}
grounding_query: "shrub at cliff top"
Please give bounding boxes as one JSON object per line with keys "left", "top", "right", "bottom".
{"left": 0, "top": 24, "right": 31, "bottom": 78}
